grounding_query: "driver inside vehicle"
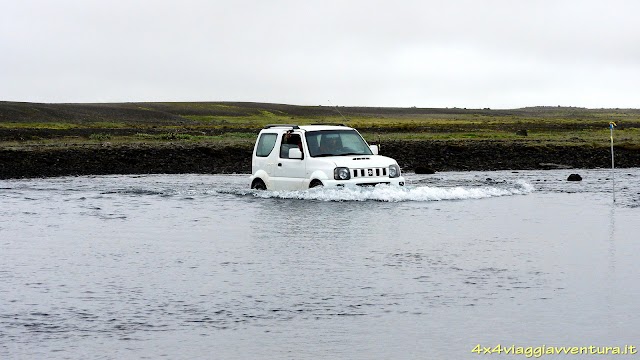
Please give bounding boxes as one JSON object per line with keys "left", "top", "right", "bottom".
{"left": 319, "top": 136, "right": 341, "bottom": 153}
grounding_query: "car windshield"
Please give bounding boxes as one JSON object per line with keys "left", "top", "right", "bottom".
{"left": 305, "top": 130, "right": 373, "bottom": 157}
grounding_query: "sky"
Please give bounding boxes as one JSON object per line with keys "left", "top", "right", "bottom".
{"left": 2, "top": 0, "right": 639, "bottom": 109}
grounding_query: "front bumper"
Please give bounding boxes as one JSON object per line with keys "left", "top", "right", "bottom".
{"left": 321, "top": 176, "right": 405, "bottom": 188}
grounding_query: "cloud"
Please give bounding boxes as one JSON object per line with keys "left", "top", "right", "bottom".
{"left": 2, "top": 0, "right": 639, "bottom": 108}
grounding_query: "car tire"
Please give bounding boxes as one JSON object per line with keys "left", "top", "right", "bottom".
{"left": 251, "top": 179, "right": 267, "bottom": 190}
{"left": 309, "top": 180, "right": 324, "bottom": 188}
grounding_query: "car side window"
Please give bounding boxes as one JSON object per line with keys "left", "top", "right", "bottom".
{"left": 256, "top": 133, "right": 277, "bottom": 157}
{"left": 280, "top": 133, "right": 303, "bottom": 159}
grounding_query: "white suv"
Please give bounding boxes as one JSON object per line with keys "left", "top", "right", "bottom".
{"left": 249, "top": 124, "right": 405, "bottom": 190}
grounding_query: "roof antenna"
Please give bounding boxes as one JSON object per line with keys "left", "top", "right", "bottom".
{"left": 327, "top": 100, "right": 348, "bottom": 123}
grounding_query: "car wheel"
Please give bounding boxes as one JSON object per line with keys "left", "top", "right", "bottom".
{"left": 309, "top": 180, "right": 323, "bottom": 188}
{"left": 251, "top": 179, "right": 267, "bottom": 190}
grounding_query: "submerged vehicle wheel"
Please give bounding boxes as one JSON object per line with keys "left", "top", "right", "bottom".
{"left": 251, "top": 179, "right": 267, "bottom": 190}
{"left": 309, "top": 180, "right": 324, "bottom": 188}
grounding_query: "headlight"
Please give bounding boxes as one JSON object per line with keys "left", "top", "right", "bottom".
{"left": 389, "top": 164, "right": 400, "bottom": 178}
{"left": 334, "top": 167, "right": 351, "bottom": 180}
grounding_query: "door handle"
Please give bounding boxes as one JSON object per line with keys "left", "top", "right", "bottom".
{"left": 278, "top": 163, "right": 282, "bottom": 167}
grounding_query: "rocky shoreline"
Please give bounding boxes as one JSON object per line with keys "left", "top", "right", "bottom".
{"left": 2, "top": 140, "right": 638, "bottom": 180}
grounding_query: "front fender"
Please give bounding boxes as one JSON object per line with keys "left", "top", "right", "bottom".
{"left": 304, "top": 169, "right": 331, "bottom": 187}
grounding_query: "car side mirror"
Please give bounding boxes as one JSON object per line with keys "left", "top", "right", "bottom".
{"left": 289, "top": 148, "right": 303, "bottom": 159}
{"left": 369, "top": 145, "right": 379, "bottom": 155}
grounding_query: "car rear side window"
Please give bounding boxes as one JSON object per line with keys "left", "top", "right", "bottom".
{"left": 256, "top": 133, "right": 277, "bottom": 157}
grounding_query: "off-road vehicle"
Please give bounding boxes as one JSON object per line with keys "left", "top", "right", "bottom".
{"left": 250, "top": 124, "right": 405, "bottom": 190}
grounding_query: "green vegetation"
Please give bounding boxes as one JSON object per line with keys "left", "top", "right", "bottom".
{"left": 134, "top": 132, "right": 255, "bottom": 142}
{"left": 1, "top": 101, "right": 639, "bottom": 149}
{"left": 362, "top": 128, "right": 639, "bottom": 147}
{"left": 89, "top": 133, "right": 112, "bottom": 141}
{"left": 0, "top": 122, "right": 80, "bottom": 130}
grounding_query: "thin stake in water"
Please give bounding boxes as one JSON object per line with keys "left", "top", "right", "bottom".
{"left": 610, "top": 121, "right": 616, "bottom": 203}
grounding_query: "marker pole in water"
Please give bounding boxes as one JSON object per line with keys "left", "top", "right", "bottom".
{"left": 609, "top": 122, "right": 616, "bottom": 203}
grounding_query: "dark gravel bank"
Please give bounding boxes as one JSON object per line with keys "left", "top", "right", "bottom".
{"left": 1, "top": 141, "right": 638, "bottom": 180}
{"left": 383, "top": 141, "right": 640, "bottom": 172}
{"left": 0, "top": 144, "right": 252, "bottom": 179}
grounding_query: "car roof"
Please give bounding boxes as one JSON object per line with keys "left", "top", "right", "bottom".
{"left": 261, "top": 124, "right": 354, "bottom": 132}
{"left": 299, "top": 125, "right": 353, "bottom": 131}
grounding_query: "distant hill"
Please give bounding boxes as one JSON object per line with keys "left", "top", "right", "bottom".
{"left": 2, "top": 101, "right": 639, "bottom": 124}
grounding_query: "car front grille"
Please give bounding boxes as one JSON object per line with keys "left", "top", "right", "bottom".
{"left": 351, "top": 167, "right": 387, "bottom": 178}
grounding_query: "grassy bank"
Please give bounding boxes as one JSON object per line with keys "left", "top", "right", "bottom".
{"left": 2, "top": 101, "right": 639, "bottom": 149}
{"left": 1, "top": 101, "right": 639, "bottom": 178}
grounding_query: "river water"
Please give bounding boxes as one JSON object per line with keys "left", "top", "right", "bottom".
{"left": 1, "top": 169, "right": 639, "bottom": 359}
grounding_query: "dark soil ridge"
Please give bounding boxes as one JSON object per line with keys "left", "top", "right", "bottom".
{"left": 3, "top": 101, "right": 640, "bottom": 123}
{"left": 2, "top": 141, "right": 637, "bottom": 180}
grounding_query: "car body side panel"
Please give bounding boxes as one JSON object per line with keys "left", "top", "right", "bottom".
{"left": 272, "top": 158, "right": 306, "bottom": 190}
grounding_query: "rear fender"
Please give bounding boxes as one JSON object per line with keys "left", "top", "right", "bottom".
{"left": 250, "top": 170, "right": 270, "bottom": 188}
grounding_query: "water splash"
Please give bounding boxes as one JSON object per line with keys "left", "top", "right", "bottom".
{"left": 224, "top": 180, "right": 534, "bottom": 202}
